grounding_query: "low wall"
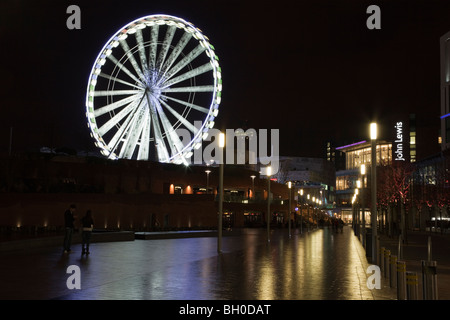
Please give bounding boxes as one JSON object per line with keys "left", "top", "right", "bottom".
{"left": 0, "top": 193, "right": 218, "bottom": 232}
{"left": 0, "top": 231, "right": 135, "bottom": 252}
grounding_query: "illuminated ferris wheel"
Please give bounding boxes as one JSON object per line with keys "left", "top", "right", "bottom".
{"left": 85, "top": 14, "right": 222, "bottom": 164}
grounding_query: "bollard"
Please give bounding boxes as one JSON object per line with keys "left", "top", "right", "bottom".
{"left": 380, "top": 247, "right": 385, "bottom": 274}
{"left": 384, "top": 249, "right": 391, "bottom": 280}
{"left": 406, "top": 272, "right": 419, "bottom": 300}
{"left": 390, "top": 255, "right": 397, "bottom": 288}
{"left": 422, "top": 260, "right": 438, "bottom": 300}
{"left": 397, "top": 260, "right": 407, "bottom": 300}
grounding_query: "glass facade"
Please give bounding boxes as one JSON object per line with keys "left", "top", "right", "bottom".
{"left": 345, "top": 143, "right": 392, "bottom": 170}
{"left": 336, "top": 175, "right": 352, "bottom": 191}
{"left": 336, "top": 174, "right": 367, "bottom": 191}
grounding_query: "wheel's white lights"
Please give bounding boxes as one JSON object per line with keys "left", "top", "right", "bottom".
{"left": 85, "top": 14, "right": 221, "bottom": 163}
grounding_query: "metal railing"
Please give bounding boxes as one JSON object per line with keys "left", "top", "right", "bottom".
{"left": 376, "top": 236, "right": 439, "bottom": 300}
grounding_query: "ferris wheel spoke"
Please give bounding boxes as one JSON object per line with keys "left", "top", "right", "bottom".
{"left": 94, "top": 93, "right": 141, "bottom": 117}
{"left": 135, "top": 29, "right": 148, "bottom": 72}
{"left": 156, "top": 25, "right": 176, "bottom": 71}
{"left": 152, "top": 99, "right": 186, "bottom": 156}
{"left": 108, "top": 54, "right": 143, "bottom": 85}
{"left": 148, "top": 25, "right": 159, "bottom": 69}
{"left": 158, "top": 98, "right": 198, "bottom": 134}
{"left": 162, "top": 85, "right": 215, "bottom": 93}
{"left": 98, "top": 98, "right": 141, "bottom": 136}
{"left": 120, "top": 106, "right": 147, "bottom": 159}
{"left": 98, "top": 72, "right": 143, "bottom": 90}
{"left": 162, "top": 44, "right": 206, "bottom": 83}
{"left": 105, "top": 109, "right": 137, "bottom": 154}
{"left": 160, "top": 31, "right": 192, "bottom": 76}
{"left": 137, "top": 109, "right": 151, "bottom": 160}
{"left": 93, "top": 89, "right": 142, "bottom": 97}
{"left": 120, "top": 39, "right": 146, "bottom": 81}
{"left": 106, "top": 93, "right": 146, "bottom": 155}
{"left": 147, "top": 93, "right": 170, "bottom": 162}
{"left": 161, "top": 63, "right": 213, "bottom": 89}
{"left": 161, "top": 95, "right": 209, "bottom": 114}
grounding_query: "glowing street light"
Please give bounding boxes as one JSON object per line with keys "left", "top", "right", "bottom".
{"left": 370, "top": 122, "right": 378, "bottom": 140}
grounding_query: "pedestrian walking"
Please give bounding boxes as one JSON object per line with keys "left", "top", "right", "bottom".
{"left": 63, "top": 204, "right": 77, "bottom": 253}
{"left": 333, "top": 218, "right": 339, "bottom": 232}
{"left": 81, "top": 210, "right": 94, "bottom": 255}
{"left": 338, "top": 218, "right": 344, "bottom": 233}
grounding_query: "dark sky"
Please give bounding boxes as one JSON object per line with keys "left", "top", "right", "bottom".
{"left": 1, "top": 0, "right": 450, "bottom": 159}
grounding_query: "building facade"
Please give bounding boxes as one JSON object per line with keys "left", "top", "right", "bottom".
{"left": 0, "top": 152, "right": 295, "bottom": 232}
{"left": 441, "top": 31, "right": 450, "bottom": 152}
{"left": 269, "top": 156, "right": 336, "bottom": 210}
{"left": 334, "top": 140, "right": 393, "bottom": 222}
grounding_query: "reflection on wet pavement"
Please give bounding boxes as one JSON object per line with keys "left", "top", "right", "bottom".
{"left": 0, "top": 226, "right": 391, "bottom": 300}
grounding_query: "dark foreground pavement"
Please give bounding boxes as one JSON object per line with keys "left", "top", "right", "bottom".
{"left": 0, "top": 226, "right": 399, "bottom": 300}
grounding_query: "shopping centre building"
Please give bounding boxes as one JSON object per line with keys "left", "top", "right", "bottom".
{"left": 0, "top": 152, "right": 299, "bottom": 232}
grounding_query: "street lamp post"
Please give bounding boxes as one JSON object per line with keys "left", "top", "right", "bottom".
{"left": 307, "top": 194, "right": 310, "bottom": 232}
{"left": 218, "top": 132, "right": 225, "bottom": 254}
{"left": 360, "top": 164, "right": 366, "bottom": 248}
{"left": 205, "top": 170, "right": 211, "bottom": 194}
{"left": 250, "top": 175, "right": 256, "bottom": 200}
{"left": 370, "top": 122, "right": 378, "bottom": 264}
{"left": 352, "top": 193, "right": 357, "bottom": 234}
{"left": 312, "top": 197, "right": 316, "bottom": 228}
{"left": 267, "top": 166, "right": 272, "bottom": 242}
{"left": 356, "top": 181, "right": 363, "bottom": 245}
{"left": 288, "top": 181, "right": 292, "bottom": 238}
{"left": 299, "top": 189, "right": 303, "bottom": 234}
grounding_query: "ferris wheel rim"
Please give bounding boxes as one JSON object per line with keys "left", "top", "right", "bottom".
{"left": 85, "top": 14, "right": 222, "bottom": 163}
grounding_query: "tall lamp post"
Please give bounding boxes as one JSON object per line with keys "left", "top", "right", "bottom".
{"left": 356, "top": 181, "right": 361, "bottom": 243}
{"left": 307, "top": 194, "right": 310, "bottom": 232}
{"left": 288, "top": 181, "right": 292, "bottom": 238}
{"left": 205, "top": 170, "right": 211, "bottom": 194}
{"left": 218, "top": 132, "right": 225, "bottom": 254}
{"left": 267, "top": 166, "right": 272, "bottom": 242}
{"left": 299, "top": 189, "right": 303, "bottom": 234}
{"left": 370, "top": 122, "right": 378, "bottom": 264}
{"left": 360, "top": 164, "right": 366, "bottom": 248}
{"left": 352, "top": 193, "right": 357, "bottom": 234}
{"left": 250, "top": 175, "right": 256, "bottom": 200}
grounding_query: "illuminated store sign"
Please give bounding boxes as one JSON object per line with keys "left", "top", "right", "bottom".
{"left": 394, "top": 122, "right": 405, "bottom": 161}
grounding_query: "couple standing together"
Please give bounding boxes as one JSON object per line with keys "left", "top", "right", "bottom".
{"left": 63, "top": 204, "right": 94, "bottom": 255}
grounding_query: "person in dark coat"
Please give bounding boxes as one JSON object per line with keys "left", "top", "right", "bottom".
{"left": 81, "top": 210, "right": 94, "bottom": 255}
{"left": 63, "top": 204, "right": 77, "bottom": 253}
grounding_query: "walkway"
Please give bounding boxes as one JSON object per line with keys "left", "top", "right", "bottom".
{"left": 0, "top": 226, "right": 397, "bottom": 300}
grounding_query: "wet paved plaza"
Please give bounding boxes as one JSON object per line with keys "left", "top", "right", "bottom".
{"left": 0, "top": 226, "right": 396, "bottom": 300}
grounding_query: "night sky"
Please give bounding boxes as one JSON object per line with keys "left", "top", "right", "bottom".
{"left": 1, "top": 0, "right": 450, "bottom": 159}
